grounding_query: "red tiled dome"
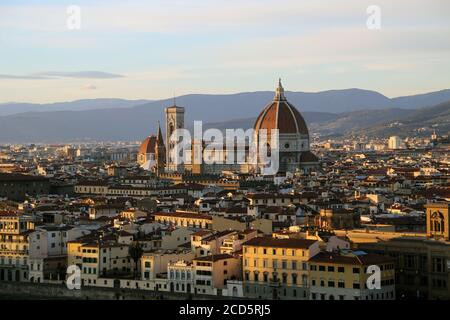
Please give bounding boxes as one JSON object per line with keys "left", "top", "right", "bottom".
{"left": 254, "top": 80, "right": 309, "bottom": 136}
{"left": 139, "top": 136, "right": 157, "bottom": 154}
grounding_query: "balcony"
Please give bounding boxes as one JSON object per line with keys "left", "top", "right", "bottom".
{"left": 0, "top": 249, "right": 28, "bottom": 255}
{"left": 269, "top": 278, "right": 280, "bottom": 287}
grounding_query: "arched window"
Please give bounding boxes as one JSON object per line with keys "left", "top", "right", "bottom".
{"left": 430, "top": 211, "right": 445, "bottom": 234}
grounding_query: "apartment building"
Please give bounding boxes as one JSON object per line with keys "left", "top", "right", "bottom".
{"left": 28, "top": 225, "right": 89, "bottom": 283}
{"left": 308, "top": 250, "right": 395, "bottom": 300}
{"left": 167, "top": 260, "right": 195, "bottom": 293}
{"left": 0, "top": 212, "right": 34, "bottom": 282}
{"left": 67, "top": 239, "right": 132, "bottom": 286}
{"left": 242, "top": 236, "right": 320, "bottom": 299}
{"left": 193, "top": 253, "right": 241, "bottom": 296}
{"left": 140, "top": 249, "right": 193, "bottom": 280}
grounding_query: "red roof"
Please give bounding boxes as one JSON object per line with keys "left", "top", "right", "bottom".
{"left": 139, "top": 136, "right": 157, "bottom": 154}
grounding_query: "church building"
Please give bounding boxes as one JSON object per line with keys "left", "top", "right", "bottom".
{"left": 138, "top": 80, "right": 319, "bottom": 175}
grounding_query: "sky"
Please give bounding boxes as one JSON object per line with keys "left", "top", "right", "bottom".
{"left": 0, "top": 0, "right": 449, "bottom": 103}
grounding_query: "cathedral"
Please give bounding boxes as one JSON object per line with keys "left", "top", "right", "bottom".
{"left": 137, "top": 80, "right": 319, "bottom": 175}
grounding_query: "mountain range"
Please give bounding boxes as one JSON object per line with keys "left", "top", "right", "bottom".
{"left": 0, "top": 88, "right": 449, "bottom": 143}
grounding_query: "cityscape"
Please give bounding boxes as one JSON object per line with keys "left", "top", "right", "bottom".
{"left": 0, "top": 0, "right": 449, "bottom": 307}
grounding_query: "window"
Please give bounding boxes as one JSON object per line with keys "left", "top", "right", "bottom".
{"left": 338, "top": 281, "right": 345, "bottom": 288}
{"left": 432, "top": 257, "right": 445, "bottom": 273}
{"left": 319, "top": 265, "right": 326, "bottom": 271}
{"left": 292, "top": 274, "right": 297, "bottom": 284}
{"left": 338, "top": 267, "right": 345, "bottom": 273}
{"left": 292, "top": 261, "right": 297, "bottom": 270}
{"left": 405, "top": 255, "right": 415, "bottom": 269}
{"left": 328, "top": 281, "right": 335, "bottom": 287}
{"left": 353, "top": 283, "right": 360, "bottom": 289}
{"left": 327, "top": 266, "right": 335, "bottom": 272}
{"left": 352, "top": 268, "right": 360, "bottom": 274}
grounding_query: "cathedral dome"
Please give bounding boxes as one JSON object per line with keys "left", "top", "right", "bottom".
{"left": 254, "top": 80, "right": 309, "bottom": 136}
{"left": 139, "top": 135, "right": 157, "bottom": 155}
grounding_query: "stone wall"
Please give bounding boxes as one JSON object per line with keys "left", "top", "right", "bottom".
{"left": 0, "top": 281, "right": 235, "bottom": 300}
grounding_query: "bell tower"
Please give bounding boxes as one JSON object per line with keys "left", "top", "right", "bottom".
{"left": 426, "top": 202, "right": 449, "bottom": 241}
{"left": 165, "top": 101, "right": 185, "bottom": 172}
{"left": 155, "top": 121, "right": 166, "bottom": 174}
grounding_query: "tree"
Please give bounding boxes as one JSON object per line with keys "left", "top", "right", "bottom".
{"left": 128, "top": 241, "right": 144, "bottom": 279}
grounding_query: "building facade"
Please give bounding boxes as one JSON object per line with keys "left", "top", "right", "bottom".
{"left": 242, "top": 237, "right": 320, "bottom": 299}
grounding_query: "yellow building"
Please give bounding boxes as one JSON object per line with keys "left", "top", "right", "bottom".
{"left": 335, "top": 205, "right": 450, "bottom": 300}
{"left": 212, "top": 215, "right": 272, "bottom": 235}
{"left": 67, "top": 239, "right": 131, "bottom": 286}
{"left": 120, "top": 208, "right": 148, "bottom": 221}
{"left": 154, "top": 211, "right": 212, "bottom": 229}
{"left": 242, "top": 236, "right": 320, "bottom": 299}
{"left": 0, "top": 212, "right": 34, "bottom": 282}
{"left": 308, "top": 251, "right": 395, "bottom": 300}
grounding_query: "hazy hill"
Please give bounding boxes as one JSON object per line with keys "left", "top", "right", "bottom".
{"left": 0, "top": 99, "right": 151, "bottom": 116}
{"left": 0, "top": 89, "right": 449, "bottom": 143}
{"left": 357, "top": 101, "right": 450, "bottom": 138}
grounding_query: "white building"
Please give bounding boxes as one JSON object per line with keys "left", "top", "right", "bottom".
{"left": 388, "top": 136, "right": 404, "bottom": 150}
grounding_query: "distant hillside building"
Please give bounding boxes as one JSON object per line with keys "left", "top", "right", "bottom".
{"left": 388, "top": 136, "right": 404, "bottom": 150}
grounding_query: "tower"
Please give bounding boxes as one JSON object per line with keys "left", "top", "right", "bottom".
{"left": 425, "top": 202, "right": 449, "bottom": 241}
{"left": 165, "top": 101, "right": 185, "bottom": 172}
{"left": 155, "top": 121, "right": 166, "bottom": 174}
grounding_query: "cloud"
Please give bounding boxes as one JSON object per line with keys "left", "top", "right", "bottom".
{"left": 82, "top": 84, "right": 97, "bottom": 90}
{"left": 0, "top": 71, "right": 124, "bottom": 80}
{"left": 0, "top": 74, "right": 49, "bottom": 80}
{"left": 35, "top": 71, "right": 124, "bottom": 79}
